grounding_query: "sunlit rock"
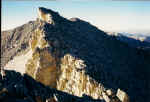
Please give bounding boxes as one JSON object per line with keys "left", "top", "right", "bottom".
{"left": 116, "top": 89, "right": 130, "bottom": 102}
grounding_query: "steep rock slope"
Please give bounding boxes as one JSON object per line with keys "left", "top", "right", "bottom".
{"left": 1, "top": 21, "right": 39, "bottom": 68}
{"left": 1, "top": 7, "right": 150, "bottom": 102}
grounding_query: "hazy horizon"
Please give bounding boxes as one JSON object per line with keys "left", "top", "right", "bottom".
{"left": 2, "top": 0, "right": 150, "bottom": 35}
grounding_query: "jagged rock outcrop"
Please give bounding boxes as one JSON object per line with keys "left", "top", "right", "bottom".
{"left": 25, "top": 26, "right": 61, "bottom": 88}
{"left": 1, "top": 7, "right": 150, "bottom": 102}
{"left": 0, "top": 70, "right": 105, "bottom": 102}
{"left": 38, "top": 7, "right": 57, "bottom": 25}
{"left": 116, "top": 89, "right": 130, "bottom": 102}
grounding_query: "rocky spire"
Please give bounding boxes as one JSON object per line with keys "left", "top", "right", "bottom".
{"left": 38, "top": 7, "right": 60, "bottom": 25}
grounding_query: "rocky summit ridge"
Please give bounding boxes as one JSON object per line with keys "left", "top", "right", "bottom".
{"left": 1, "top": 7, "right": 150, "bottom": 102}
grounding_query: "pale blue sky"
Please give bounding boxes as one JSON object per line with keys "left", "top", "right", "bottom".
{"left": 2, "top": 0, "right": 150, "bottom": 34}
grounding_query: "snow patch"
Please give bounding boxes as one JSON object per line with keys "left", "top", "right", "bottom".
{"left": 4, "top": 50, "right": 33, "bottom": 74}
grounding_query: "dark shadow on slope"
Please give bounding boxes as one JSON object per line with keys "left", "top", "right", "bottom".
{"left": 43, "top": 16, "right": 150, "bottom": 102}
{"left": 0, "top": 70, "right": 104, "bottom": 102}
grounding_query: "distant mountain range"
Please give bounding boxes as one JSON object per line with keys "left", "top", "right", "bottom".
{"left": 107, "top": 32, "right": 150, "bottom": 50}
{"left": 144, "top": 36, "right": 150, "bottom": 43}
{"left": 120, "top": 32, "right": 150, "bottom": 42}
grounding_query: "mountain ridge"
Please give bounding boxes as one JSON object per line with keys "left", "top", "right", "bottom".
{"left": 1, "top": 7, "right": 150, "bottom": 102}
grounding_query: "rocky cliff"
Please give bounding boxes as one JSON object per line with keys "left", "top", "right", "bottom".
{"left": 1, "top": 7, "right": 150, "bottom": 102}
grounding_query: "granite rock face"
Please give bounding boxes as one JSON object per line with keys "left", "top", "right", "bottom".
{"left": 1, "top": 7, "right": 150, "bottom": 102}
{"left": 0, "top": 70, "right": 105, "bottom": 102}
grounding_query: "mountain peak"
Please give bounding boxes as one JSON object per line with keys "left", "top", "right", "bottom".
{"left": 1, "top": 7, "right": 150, "bottom": 102}
{"left": 38, "top": 7, "right": 60, "bottom": 24}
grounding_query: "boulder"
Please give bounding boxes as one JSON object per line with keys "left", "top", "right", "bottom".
{"left": 116, "top": 89, "right": 130, "bottom": 102}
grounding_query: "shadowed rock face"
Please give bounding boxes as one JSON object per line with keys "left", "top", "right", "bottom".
{"left": 1, "top": 7, "right": 150, "bottom": 102}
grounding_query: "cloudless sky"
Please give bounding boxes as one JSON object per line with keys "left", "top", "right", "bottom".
{"left": 2, "top": 0, "right": 150, "bottom": 34}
